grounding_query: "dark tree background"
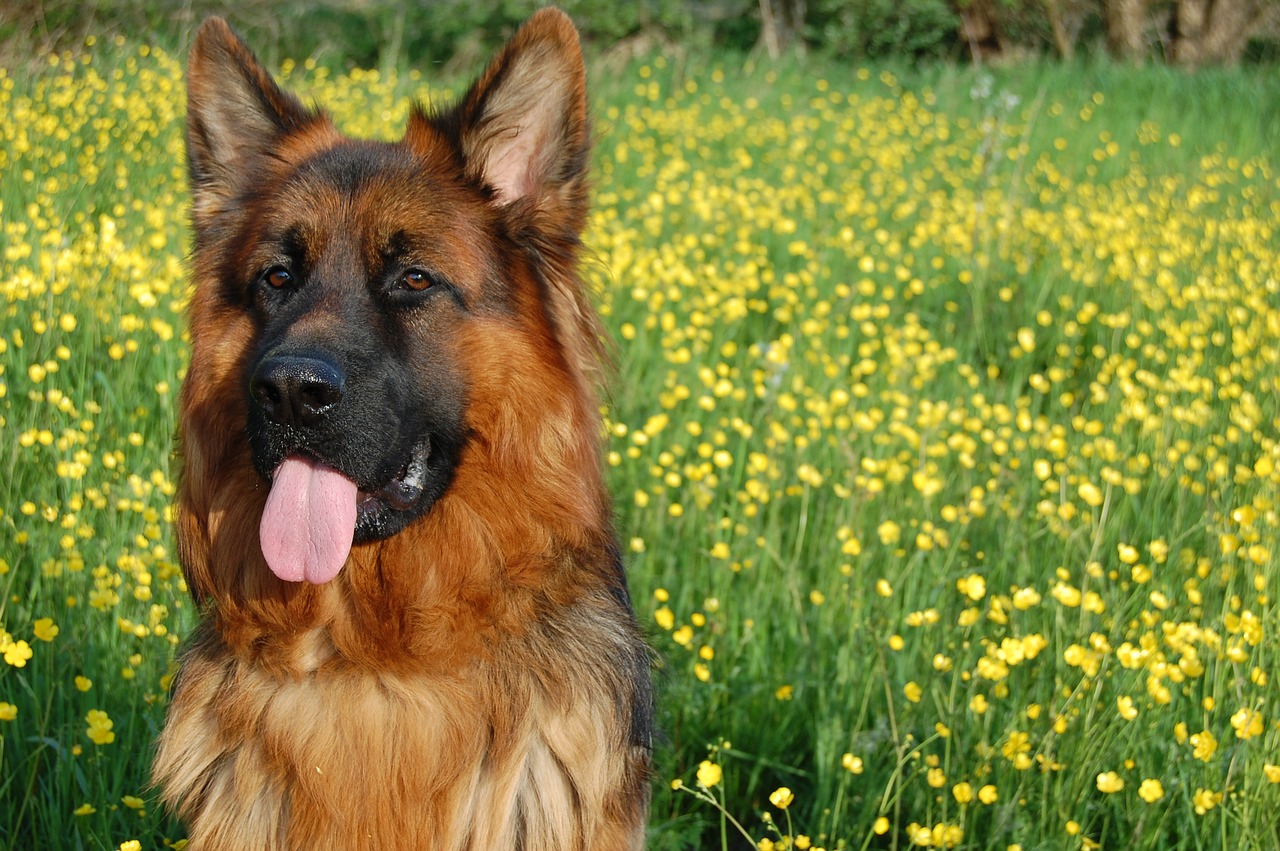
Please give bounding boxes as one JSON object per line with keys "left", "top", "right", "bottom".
{"left": 1, "top": 0, "right": 1277, "bottom": 69}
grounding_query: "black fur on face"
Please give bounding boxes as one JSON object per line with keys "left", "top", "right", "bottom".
{"left": 235, "top": 143, "right": 479, "bottom": 544}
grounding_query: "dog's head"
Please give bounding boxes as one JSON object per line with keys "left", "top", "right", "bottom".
{"left": 181, "top": 11, "right": 604, "bottom": 587}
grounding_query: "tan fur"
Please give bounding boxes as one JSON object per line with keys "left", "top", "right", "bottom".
{"left": 157, "top": 593, "right": 648, "bottom": 849}
{"left": 154, "top": 10, "right": 651, "bottom": 849}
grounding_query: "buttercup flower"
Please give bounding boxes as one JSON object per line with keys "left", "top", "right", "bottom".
{"left": 85, "top": 709, "right": 115, "bottom": 746}
{"left": 1138, "top": 779, "right": 1165, "bottom": 802}
{"left": 696, "top": 760, "right": 722, "bottom": 789}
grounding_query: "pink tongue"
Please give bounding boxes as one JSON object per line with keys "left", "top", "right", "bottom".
{"left": 260, "top": 456, "right": 358, "bottom": 584}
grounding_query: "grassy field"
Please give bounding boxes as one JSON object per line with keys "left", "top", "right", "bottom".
{"left": 1, "top": 35, "right": 1279, "bottom": 851}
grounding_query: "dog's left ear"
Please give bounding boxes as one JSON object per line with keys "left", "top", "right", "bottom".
{"left": 436, "top": 9, "right": 590, "bottom": 229}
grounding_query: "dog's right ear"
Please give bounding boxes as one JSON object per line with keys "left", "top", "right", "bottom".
{"left": 186, "top": 18, "right": 320, "bottom": 223}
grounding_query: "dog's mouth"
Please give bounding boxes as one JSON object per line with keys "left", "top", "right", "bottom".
{"left": 356, "top": 435, "right": 431, "bottom": 520}
{"left": 258, "top": 434, "right": 445, "bottom": 585}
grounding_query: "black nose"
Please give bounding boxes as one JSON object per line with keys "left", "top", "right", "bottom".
{"left": 250, "top": 355, "right": 345, "bottom": 428}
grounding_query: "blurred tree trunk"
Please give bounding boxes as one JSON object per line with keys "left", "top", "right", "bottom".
{"left": 1104, "top": 0, "right": 1152, "bottom": 58}
{"left": 758, "top": 0, "right": 807, "bottom": 57}
{"left": 1169, "top": 0, "right": 1266, "bottom": 65}
{"left": 956, "top": 0, "right": 1007, "bottom": 60}
{"left": 1044, "top": 0, "right": 1091, "bottom": 58}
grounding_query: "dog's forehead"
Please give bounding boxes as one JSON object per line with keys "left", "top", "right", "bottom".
{"left": 263, "top": 140, "right": 496, "bottom": 269}
{"left": 287, "top": 141, "right": 452, "bottom": 206}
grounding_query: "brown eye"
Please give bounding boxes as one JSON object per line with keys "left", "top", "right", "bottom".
{"left": 264, "top": 267, "right": 293, "bottom": 289}
{"left": 400, "top": 269, "right": 434, "bottom": 290}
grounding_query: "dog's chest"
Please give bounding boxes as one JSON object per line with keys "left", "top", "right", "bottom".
{"left": 157, "top": 637, "right": 623, "bottom": 850}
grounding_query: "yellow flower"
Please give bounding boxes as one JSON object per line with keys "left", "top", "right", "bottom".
{"left": 0, "top": 702, "right": 16, "bottom": 721}
{"left": 877, "top": 520, "right": 901, "bottom": 545}
{"left": 75, "top": 675, "right": 92, "bottom": 692}
{"left": 122, "top": 794, "right": 145, "bottom": 809}
{"left": 1011, "top": 587, "right": 1041, "bottom": 609}
{"left": 1193, "top": 787, "right": 1222, "bottom": 814}
{"left": 937, "top": 824, "right": 964, "bottom": 846}
{"left": 1138, "top": 779, "right": 1165, "bottom": 803}
{"left": 903, "top": 681, "right": 922, "bottom": 703}
{"left": 953, "top": 782, "right": 974, "bottom": 804}
{"left": 775, "top": 684, "right": 794, "bottom": 701}
{"left": 956, "top": 573, "right": 986, "bottom": 601}
{"left": 1264, "top": 764, "right": 1280, "bottom": 784}
{"left": 32, "top": 618, "right": 59, "bottom": 642}
{"left": 842, "top": 753, "right": 864, "bottom": 774}
{"left": 907, "top": 824, "right": 932, "bottom": 846}
{"left": 3, "top": 640, "right": 33, "bottom": 668}
{"left": 1230, "top": 707, "right": 1264, "bottom": 739}
{"left": 1051, "top": 583, "right": 1082, "bottom": 607}
{"left": 696, "top": 760, "right": 722, "bottom": 789}
{"left": 978, "top": 784, "right": 999, "bottom": 804}
{"left": 85, "top": 709, "right": 115, "bottom": 746}
{"left": 1190, "top": 729, "right": 1217, "bottom": 761}
{"left": 73, "top": 803, "right": 96, "bottom": 816}
{"left": 1116, "top": 695, "right": 1138, "bottom": 720}
{"left": 118, "top": 842, "right": 141, "bottom": 851}
{"left": 1095, "top": 771, "right": 1125, "bottom": 793}
{"left": 654, "top": 606, "right": 674, "bottom": 630}
{"left": 873, "top": 817, "right": 890, "bottom": 834}
{"left": 769, "top": 786, "right": 794, "bottom": 809}
{"left": 1001, "top": 731, "right": 1031, "bottom": 762}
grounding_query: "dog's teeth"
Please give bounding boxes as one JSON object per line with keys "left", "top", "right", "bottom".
{"left": 403, "top": 443, "right": 429, "bottom": 488}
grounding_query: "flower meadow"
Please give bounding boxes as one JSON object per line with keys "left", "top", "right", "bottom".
{"left": 1, "top": 35, "right": 1279, "bottom": 851}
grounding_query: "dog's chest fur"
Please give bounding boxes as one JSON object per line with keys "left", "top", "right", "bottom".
{"left": 155, "top": 611, "right": 646, "bottom": 850}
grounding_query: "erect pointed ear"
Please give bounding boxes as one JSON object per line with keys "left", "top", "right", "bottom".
{"left": 448, "top": 8, "right": 590, "bottom": 221}
{"left": 185, "top": 18, "right": 322, "bottom": 222}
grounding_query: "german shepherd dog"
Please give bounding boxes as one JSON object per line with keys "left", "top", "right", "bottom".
{"left": 152, "top": 10, "right": 653, "bottom": 849}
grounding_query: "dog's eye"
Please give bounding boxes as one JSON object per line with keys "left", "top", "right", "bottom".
{"left": 399, "top": 269, "right": 434, "bottom": 291}
{"left": 264, "top": 267, "right": 294, "bottom": 289}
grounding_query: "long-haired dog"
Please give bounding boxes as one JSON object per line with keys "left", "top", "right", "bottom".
{"left": 152, "top": 9, "right": 653, "bottom": 848}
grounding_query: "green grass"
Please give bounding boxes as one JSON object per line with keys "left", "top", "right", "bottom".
{"left": 1, "top": 38, "right": 1279, "bottom": 851}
